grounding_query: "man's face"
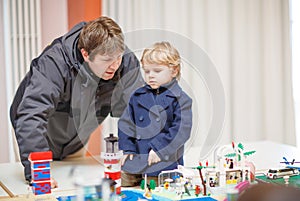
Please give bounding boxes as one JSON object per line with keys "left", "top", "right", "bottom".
{"left": 143, "top": 64, "right": 177, "bottom": 89}
{"left": 81, "top": 49, "right": 123, "bottom": 80}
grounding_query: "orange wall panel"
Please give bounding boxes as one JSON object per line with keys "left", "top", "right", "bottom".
{"left": 67, "top": 0, "right": 101, "bottom": 30}
{"left": 67, "top": 0, "right": 102, "bottom": 156}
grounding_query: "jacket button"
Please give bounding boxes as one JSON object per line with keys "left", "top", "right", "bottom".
{"left": 139, "top": 116, "right": 144, "bottom": 121}
{"left": 156, "top": 117, "right": 160, "bottom": 122}
{"left": 137, "top": 135, "right": 141, "bottom": 140}
{"left": 164, "top": 155, "right": 169, "bottom": 160}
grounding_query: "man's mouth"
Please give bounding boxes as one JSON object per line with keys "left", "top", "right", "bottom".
{"left": 105, "top": 71, "right": 114, "bottom": 75}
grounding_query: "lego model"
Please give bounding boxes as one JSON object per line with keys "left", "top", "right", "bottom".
{"left": 280, "top": 157, "right": 300, "bottom": 170}
{"left": 267, "top": 167, "right": 299, "bottom": 179}
{"left": 158, "top": 165, "right": 195, "bottom": 188}
{"left": 101, "top": 133, "right": 123, "bottom": 194}
{"left": 121, "top": 141, "right": 256, "bottom": 200}
{"left": 140, "top": 174, "right": 155, "bottom": 200}
{"left": 223, "top": 181, "right": 250, "bottom": 201}
{"left": 28, "top": 151, "right": 53, "bottom": 195}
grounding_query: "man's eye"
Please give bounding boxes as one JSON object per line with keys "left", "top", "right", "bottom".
{"left": 103, "top": 59, "right": 112, "bottom": 62}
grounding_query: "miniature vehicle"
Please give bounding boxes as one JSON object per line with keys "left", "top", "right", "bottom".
{"left": 267, "top": 167, "right": 299, "bottom": 179}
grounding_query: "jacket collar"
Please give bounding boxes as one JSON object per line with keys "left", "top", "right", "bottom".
{"left": 136, "top": 79, "right": 182, "bottom": 115}
{"left": 135, "top": 78, "right": 182, "bottom": 97}
{"left": 78, "top": 62, "right": 100, "bottom": 87}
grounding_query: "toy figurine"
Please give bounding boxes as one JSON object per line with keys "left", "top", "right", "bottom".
{"left": 195, "top": 185, "right": 201, "bottom": 197}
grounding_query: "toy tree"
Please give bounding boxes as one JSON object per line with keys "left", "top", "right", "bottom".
{"left": 224, "top": 142, "right": 255, "bottom": 166}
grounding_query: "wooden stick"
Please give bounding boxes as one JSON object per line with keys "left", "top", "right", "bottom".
{"left": 0, "top": 181, "right": 15, "bottom": 198}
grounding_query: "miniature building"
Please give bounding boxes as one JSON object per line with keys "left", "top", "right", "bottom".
{"left": 101, "top": 133, "right": 123, "bottom": 194}
{"left": 28, "top": 151, "right": 53, "bottom": 195}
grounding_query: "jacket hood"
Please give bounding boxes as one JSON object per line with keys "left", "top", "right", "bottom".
{"left": 61, "top": 22, "right": 86, "bottom": 70}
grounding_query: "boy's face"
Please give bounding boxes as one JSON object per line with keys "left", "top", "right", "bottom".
{"left": 81, "top": 49, "right": 122, "bottom": 80}
{"left": 143, "top": 64, "right": 177, "bottom": 89}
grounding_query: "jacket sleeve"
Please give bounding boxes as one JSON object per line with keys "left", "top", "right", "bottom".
{"left": 10, "top": 52, "right": 65, "bottom": 181}
{"left": 148, "top": 95, "right": 193, "bottom": 161}
{"left": 111, "top": 47, "right": 144, "bottom": 117}
{"left": 118, "top": 98, "right": 138, "bottom": 154}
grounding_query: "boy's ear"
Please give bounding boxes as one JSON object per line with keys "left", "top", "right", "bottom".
{"left": 80, "top": 48, "right": 89, "bottom": 61}
{"left": 172, "top": 67, "right": 179, "bottom": 78}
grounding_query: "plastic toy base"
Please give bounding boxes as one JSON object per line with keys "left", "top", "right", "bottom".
{"left": 121, "top": 189, "right": 217, "bottom": 201}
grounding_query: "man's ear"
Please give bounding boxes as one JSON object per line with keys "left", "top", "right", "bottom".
{"left": 80, "top": 48, "right": 89, "bottom": 61}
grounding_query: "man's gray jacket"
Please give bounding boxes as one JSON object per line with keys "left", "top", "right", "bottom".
{"left": 10, "top": 22, "right": 143, "bottom": 181}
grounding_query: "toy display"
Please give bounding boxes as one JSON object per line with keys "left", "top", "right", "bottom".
{"left": 255, "top": 156, "right": 300, "bottom": 188}
{"left": 202, "top": 141, "right": 255, "bottom": 198}
{"left": 266, "top": 167, "right": 299, "bottom": 179}
{"left": 280, "top": 157, "right": 300, "bottom": 170}
{"left": 223, "top": 181, "right": 250, "bottom": 201}
{"left": 72, "top": 177, "right": 118, "bottom": 201}
{"left": 101, "top": 133, "right": 123, "bottom": 194}
{"left": 57, "top": 134, "right": 123, "bottom": 201}
{"left": 256, "top": 174, "right": 300, "bottom": 188}
{"left": 9, "top": 141, "right": 268, "bottom": 201}
{"left": 121, "top": 189, "right": 217, "bottom": 201}
{"left": 28, "top": 151, "right": 53, "bottom": 195}
{"left": 118, "top": 141, "right": 257, "bottom": 201}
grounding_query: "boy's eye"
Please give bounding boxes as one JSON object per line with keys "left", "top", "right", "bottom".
{"left": 144, "top": 70, "right": 150, "bottom": 74}
{"left": 154, "top": 69, "right": 161, "bottom": 73}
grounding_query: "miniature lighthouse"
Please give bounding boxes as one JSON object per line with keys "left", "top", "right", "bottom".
{"left": 101, "top": 133, "right": 123, "bottom": 194}
{"left": 28, "top": 151, "right": 53, "bottom": 195}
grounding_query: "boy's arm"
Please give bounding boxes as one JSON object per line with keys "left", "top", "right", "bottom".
{"left": 118, "top": 100, "right": 138, "bottom": 154}
{"left": 148, "top": 95, "right": 193, "bottom": 161}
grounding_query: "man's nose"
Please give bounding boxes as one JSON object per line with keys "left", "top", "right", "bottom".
{"left": 109, "top": 58, "right": 122, "bottom": 70}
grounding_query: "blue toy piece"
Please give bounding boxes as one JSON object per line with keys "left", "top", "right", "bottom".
{"left": 32, "top": 181, "right": 51, "bottom": 195}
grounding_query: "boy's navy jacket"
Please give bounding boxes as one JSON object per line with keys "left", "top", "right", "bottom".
{"left": 10, "top": 22, "right": 143, "bottom": 181}
{"left": 118, "top": 79, "right": 193, "bottom": 176}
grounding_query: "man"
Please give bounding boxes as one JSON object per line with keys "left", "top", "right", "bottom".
{"left": 10, "top": 16, "right": 143, "bottom": 183}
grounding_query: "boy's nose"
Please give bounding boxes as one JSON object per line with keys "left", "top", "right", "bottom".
{"left": 149, "top": 71, "right": 155, "bottom": 77}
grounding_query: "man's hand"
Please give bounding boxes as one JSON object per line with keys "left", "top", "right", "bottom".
{"left": 121, "top": 154, "right": 133, "bottom": 166}
{"left": 28, "top": 178, "right": 58, "bottom": 188}
{"left": 51, "top": 177, "right": 58, "bottom": 188}
{"left": 148, "top": 150, "right": 161, "bottom": 166}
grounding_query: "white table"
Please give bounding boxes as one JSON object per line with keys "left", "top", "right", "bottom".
{"left": 0, "top": 156, "right": 105, "bottom": 197}
{"left": 1, "top": 141, "right": 300, "bottom": 198}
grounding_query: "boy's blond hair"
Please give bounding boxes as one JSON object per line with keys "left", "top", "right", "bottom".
{"left": 141, "top": 42, "right": 181, "bottom": 79}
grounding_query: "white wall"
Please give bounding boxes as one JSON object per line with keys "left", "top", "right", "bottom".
{"left": 40, "top": 0, "right": 68, "bottom": 49}
{"left": 0, "top": 0, "right": 10, "bottom": 163}
{"left": 0, "top": 0, "right": 68, "bottom": 163}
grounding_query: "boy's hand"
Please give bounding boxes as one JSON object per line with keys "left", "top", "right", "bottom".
{"left": 148, "top": 150, "right": 161, "bottom": 166}
{"left": 121, "top": 154, "right": 133, "bottom": 166}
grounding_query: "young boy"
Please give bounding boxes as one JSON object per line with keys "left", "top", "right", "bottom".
{"left": 118, "top": 41, "right": 193, "bottom": 186}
